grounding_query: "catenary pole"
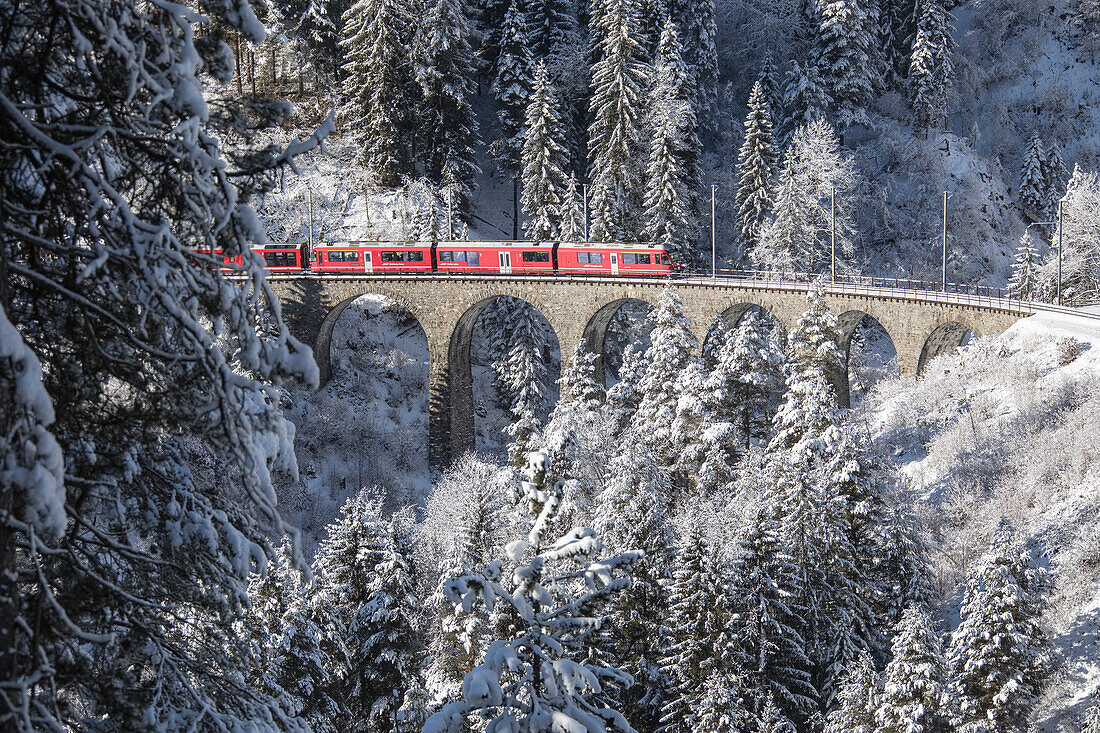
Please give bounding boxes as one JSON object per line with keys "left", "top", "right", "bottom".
{"left": 582, "top": 184, "right": 589, "bottom": 242}
{"left": 1058, "top": 198, "right": 1064, "bottom": 305}
{"left": 830, "top": 186, "right": 836, "bottom": 281}
{"left": 942, "top": 191, "right": 949, "bottom": 291}
{"left": 711, "top": 185, "right": 717, "bottom": 282}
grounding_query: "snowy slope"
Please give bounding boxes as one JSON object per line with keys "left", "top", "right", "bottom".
{"left": 857, "top": 306, "right": 1100, "bottom": 729}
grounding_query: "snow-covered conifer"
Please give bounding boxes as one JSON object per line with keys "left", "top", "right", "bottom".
{"left": 823, "top": 650, "right": 878, "bottom": 733}
{"left": 0, "top": 0, "right": 325, "bottom": 725}
{"left": 494, "top": 303, "right": 551, "bottom": 420}
{"left": 423, "top": 452, "right": 641, "bottom": 733}
{"left": 755, "top": 157, "right": 809, "bottom": 272}
{"left": 1019, "top": 135, "right": 1048, "bottom": 221}
{"left": 522, "top": 62, "right": 571, "bottom": 242}
{"left": 1009, "top": 230, "right": 1039, "bottom": 300}
{"left": 1043, "top": 143, "right": 1068, "bottom": 216}
{"left": 737, "top": 82, "right": 779, "bottom": 249}
{"left": 708, "top": 310, "right": 784, "bottom": 450}
{"left": 815, "top": 0, "right": 879, "bottom": 131}
{"left": 631, "top": 288, "right": 700, "bottom": 470}
{"left": 876, "top": 503, "right": 935, "bottom": 630}
{"left": 606, "top": 342, "right": 650, "bottom": 435}
{"left": 757, "top": 694, "right": 799, "bottom": 733}
{"left": 588, "top": 0, "right": 651, "bottom": 240}
{"left": 758, "top": 55, "right": 785, "bottom": 129}
{"left": 1039, "top": 165, "right": 1100, "bottom": 304}
{"left": 909, "top": 0, "right": 953, "bottom": 135}
{"left": 881, "top": 0, "right": 917, "bottom": 84}
{"left": 527, "top": 0, "right": 578, "bottom": 59}
{"left": 783, "top": 60, "right": 831, "bottom": 138}
{"left": 558, "top": 342, "right": 607, "bottom": 412}
{"left": 340, "top": 0, "right": 415, "bottom": 184}
{"left": 948, "top": 524, "right": 1049, "bottom": 733}
{"left": 493, "top": 0, "right": 533, "bottom": 177}
{"left": 412, "top": 0, "right": 480, "bottom": 208}
{"left": 561, "top": 178, "right": 586, "bottom": 240}
{"left": 875, "top": 607, "right": 950, "bottom": 733}
{"left": 686, "top": 0, "right": 721, "bottom": 141}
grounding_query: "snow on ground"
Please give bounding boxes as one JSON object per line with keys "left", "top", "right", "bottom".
{"left": 857, "top": 306, "right": 1100, "bottom": 729}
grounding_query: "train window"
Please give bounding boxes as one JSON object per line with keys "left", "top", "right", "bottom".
{"left": 328, "top": 251, "right": 342, "bottom": 262}
{"left": 521, "top": 251, "right": 550, "bottom": 263}
{"left": 263, "top": 251, "right": 297, "bottom": 267}
{"left": 439, "top": 251, "right": 453, "bottom": 261}
{"left": 405, "top": 251, "right": 424, "bottom": 262}
{"left": 346, "top": 251, "right": 359, "bottom": 262}
{"left": 659, "top": 253, "right": 671, "bottom": 265}
{"left": 633, "top": 253, "right": 651, "bottom": 264}
{"left": 380, "top": 251, "right": 403, "bottom": 262}
{"left": 578, "top": 252, "right": 603, "bottom": 264}
{"left": 329, "top": 250, "right": 359, "bottom": 262}
{"left": 466, "top": 251, "right": 479, "bottom": 266}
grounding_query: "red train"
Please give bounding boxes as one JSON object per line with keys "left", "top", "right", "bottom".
{"left": 231, "top": 241, "right": 681, "bottom": 277}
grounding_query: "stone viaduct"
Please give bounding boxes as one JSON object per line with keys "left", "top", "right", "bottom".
{"left": 268, "top": 275, "right": 1029, "bottom": 469}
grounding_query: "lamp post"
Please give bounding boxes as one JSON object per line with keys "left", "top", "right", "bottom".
{"left": 711, "top": 185, "right": 718, "bottom": 282}
{"left": 942, "top": 191, "right": 950, "bottom": 291}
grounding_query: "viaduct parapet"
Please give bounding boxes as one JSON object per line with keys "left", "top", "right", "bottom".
{"left": 268, "top": 275, "right": 1028, "bottom": 469}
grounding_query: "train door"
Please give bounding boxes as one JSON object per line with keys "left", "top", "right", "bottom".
{"left": 363, "top": 251, "right": 373, "bottom": 274}
{"left": 498, "top": 251, "right": 512, "bottom": 274}
{"left": 610, "top": 252, "right": 619, "bottom": 275}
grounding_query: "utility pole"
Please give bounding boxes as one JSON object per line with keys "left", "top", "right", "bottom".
{"left": 582, "top": 184, "right": 589, "bottom": 242}
{"left": 830, "top": 186, "right": 836, "bottom": 282}
{"left": 307, "top": 184, "right": 314, "bottom": 249}
{"left": 1058, "top": 198, "right": 1064, "bottom": 306}
{"left": 446, "top": 189, "right": 454, "bottom": 241}
{"left": 711, "top": 184, "right": 717, "bottom": 282}
{"left": 942, "top": 191, "right": 950, "bottom": 291}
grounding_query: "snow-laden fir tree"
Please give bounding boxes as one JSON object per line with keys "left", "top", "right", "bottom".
{"left": 340, "top": 0, "right": 415, "bottom": 184}
{"left": 729, "top": 501, "right": 818, "bottom": 725}
{"left": 783, "top": 60, "right": 831, "bottom": 139}
{"left": 314, "top": 494, "right": 424, "bottom": 732}
{"left": 0, "top": 0, "right": 325, "bottom": 726}
{"left": 756, "top": 119, "right": 858, "bottom": 274}
{"left": 757, "top": 693, "right": 799, "bottom": 733}
{"left": 881, "top": 0, "right": 917, "bottom": 84}
{"left": 644, "top": 19, "right": 697, "bottom": 260}
{"left": 606, "top": 342, "right": 649, "bottom": 435}
{"left": 522, "top": 62, "right": 571, "bottom": 242}
{"left": 1043, "top": 142, "right": 1068, "bottom": 217}
{"left": 948, "top": 523, "right": 1049, "bottom": 733}
{"left": 1018, "top": 135, "right": 1048, "bottom": 222}
{"left": 909, "top": 0, "right": 954, "bottom": 135}
{"left": 669, "top": 361, "right": 713, "bottom": 486}
{"left": 737, "top": 81, "right": 779, "bottom": 250}
{"left": 494, "top": 303, "right": 552, "bottom": 422}
{"left": 631, "top": 287, "right": 700, "bottom": 471}
{"left": 758, "top": 55, "right": 785, "bottom": 127}
{"left": 588, "top": 0, "right": 651, "bottom": 240}
{"left": 693, "top": 673, "right": 750, "bottom": 733}
{"left": 1084, "top": 706, "right": 1100, "bottom": 733}
{"left": 557, "top": 342, "right": 607, "bottom": 413}
{"left": 592, "top": 444, "right": 676, "bottom": 731}
{"left": 822, "top": 650, "right": 878, "bottom": 733}
{"left": 684, "top": 0, "right": 721, "bottom": 141}
{"left": 660, "top": 528, "right": 738, "bottom": 731}
{"left": 815, "top": 0, "right": 879, "bottom": 131}
{"left": 1038, "top": 165, "right": 1100, "bottom": 304}
{"left": 395, "top": 677, "right": 435, "bottom": 732}
{"left": 876, "top": 502, "right": 935, "bottom": 631}
{"left": 423, "top": 452, "right": 641, "bottom": 733}
{"left": 492, "top": 0, "right": 534, "bottom": 179}
{"left": 299, "top": 0, "right": 345, "bottom": 86}
{"left": 875, "top": 606, "right": 950, "bottom": 733}
{"left": 527, "top": 0, "right": 579, "bottom": 59}
{"left": 1009, "top": 230, "right": 1039, "bottom": 300}
{"left": 561, "top": 178, "right": 586, "bottom": 240}
{"left": 412, "top": 0, "right": 480, "bottom": 209}
{"left": 707, "top": 310, "right": 785, "bottom": 450}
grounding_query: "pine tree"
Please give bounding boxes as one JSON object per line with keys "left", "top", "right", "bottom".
{"left": 588, "top": 0, "right": 651, "bottom": 240}
{"left": 730, "top": 503, "right": 818, "bottom": 725}
{"left": 527, "top": 0, "right": 579, "bottom": 59}
{"left": 876, "top": 502, "right": 935, "bottom": 631}
{"left": 875, "top": 606, "right": 950, "bottom": 733}
{"left": 823, "top": 650, "right": 878, "bottom": 733}
{"left": 737, "top": 82, "right": 779, "bottom": 250}
{"left": 0, "top": 0, "right": 323, "bottom": 725}
{"left": 1018, "top": 135, "right": 1047, "bottom": 221}
{"left": 412, "top": 0, "right": 480, "bottom": 209}
{"left": 685, "top": 0, "right": 721, "bottom": 141}
{"left": 522, "top": 62, "right": 571, "bottom": 242}
{"left": 758, "top": 55, "right": 785, "bottom": 129}
{"left": 560, "top": 178, "right": 586, "bottom": 240}
{"left": 300, "top": 0, "right": 346, "bottom": 86}
{"left": 707, "top": 310, "right": 785, "bottom": 450}
{"left": 1039, "top": 165, "right": 1100, "bottom": 304}
{"left": 1009, "top": 230, "right": 1039, "bottom": 300}
{"left": 783, "top": 60, "right": 831, "bottom": 139}
{"left": 631, "top": 287, "right": 700, "bottom": 471}
{"left": 1042, "top": 143, "right": 1068, "bottom": 218}
{"left": 948, "top": 524, "right": 1049, "bottom": 733}
{"left": 815, "top": 0, "right": 879, "bottom": 131}
{"left": 757, "top": 694, "right": 799, "bottom": 732}
{"left": 693, "top": 673, "right": 751, "bottom": 733}
{"left": 492, "top": 0, "right": 533, "bottom": 176}
{"left": 424, "top": 452, "right": 641, "bottom": 733}
{"left": 881, "top": 0, "right": 917, "bottom": 85}
{"left": 909, "top": 0, "right": 953, "bottom": 135}
{"left": 660, "top": 529, "right": 736, "bottom": 730}
{"left": 754, "top": 156, "right": 808, "bottom": 272}
{"left": 492, "top": 302, "right": 551, "bottom": 420}
{"left": 340, "top": 0, "right": 415, "bottom": 184}
{"left": 606, "top": 342, "right": 649, "bottom": 435}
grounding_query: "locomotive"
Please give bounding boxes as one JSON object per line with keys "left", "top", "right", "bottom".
{"left": 237, "top": 241, "right": 681, "bottom": 277}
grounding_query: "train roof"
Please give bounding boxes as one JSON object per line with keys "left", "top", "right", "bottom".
{"left": 555, "top": 241, "right": 667, "bottom": 250}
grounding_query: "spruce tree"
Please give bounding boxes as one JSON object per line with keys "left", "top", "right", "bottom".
{"left": 909, "top": 0, "right": 953, "bottom": 135}
{"left": 737, "top": 82, "right": 779, "bottom": 250}
{"left": 522, "top": 62, "right": 571, "bottom": 242}
{"left": 815, "top": 0, "right": 879, "bottom": 131}
{"left": 1039, "top": 165, "right": 1100, "bottom": 304}
{"left": 527, "top": 0, "right": 579, "bottom": 59}
{"left": 560, "top": 178, "right": 586, "bottom": 240}
{"left": 492, "top": 0, "right": 533, "bottom": 191}
{"left": 876, "top": 502, "right": 935, "bottom": 631}
{"left": 875, "top": 607, "right": 950, "bottom": 733}
{"left": 881, "top": 0, "right": 917, "bottom": 85}
{"left": 606, "top": 342, "right": 650, "bottom": 435}
{"left": 823, "top": 650, "right": 878, "bottom": 733}
{"left": 1042, "top": 143, "right": 1068, "bottom": 217}
{"left": 588, "top": 0, "right": 651, "bottom": 240}
{"left": 340, "top": 0, "right": 415, "bottom": 184}
{"left": 755, "top": 156, "right": 809, "bottom": 272}
{"left": 948, "top": 524, "right": 1049, "bottom": 733}
{"left": 412, "top": 0, "right": 480, "bottom": 209}
{"left": 758, "top": 55, "right": 785, "bottom": 129}
{"left": 783, "top": 60, "right": 831, "bottom": 139}
{"left": 1009, "top": 230, "right": 1039, "bottom": 300}
{"left": 1018, "top": 135, "right": 1047, "bottom": 221}
{"left": 685, "top": 0, "right": 721, "bottom": 141}
{"left": 706, "top": 310, "right": 784, "bottom": 450}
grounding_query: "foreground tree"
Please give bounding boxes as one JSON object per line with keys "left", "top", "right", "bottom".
{"left": 875, "top": 607, "right": 950, "bottom": 733}
{"left": 0, "top": 0, "right": 324, "bottom": 727}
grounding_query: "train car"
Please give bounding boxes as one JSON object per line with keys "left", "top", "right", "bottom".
{"left": 310, "top": 242, "right": 433, "bottom": 275}
{"left": 436, "top": 241, "right": 555, "bottom": 275}
{"left": 555, "top": 242, "right": 679, "bottom": 276}
{"left": 252, "top": 244, "right": 306, "bottom": 273}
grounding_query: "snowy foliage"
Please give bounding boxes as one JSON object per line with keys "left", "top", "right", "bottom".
{"left": 1039, "top": 165, "right": 1100, "bottom": 304}
{"left": 736, "top": 82, "right": 779, "bottom": 250}
{"left": 521, "top": 63, "right": 570, "bottom": 242}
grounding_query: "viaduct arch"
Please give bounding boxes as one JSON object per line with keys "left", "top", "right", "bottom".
{"left": 267, "top": 275, "right": 1025, "bottom": 469}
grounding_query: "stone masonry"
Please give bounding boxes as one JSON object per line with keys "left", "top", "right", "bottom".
{"left": 267, "top": 275, "right": 1028, "bottom": 469}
